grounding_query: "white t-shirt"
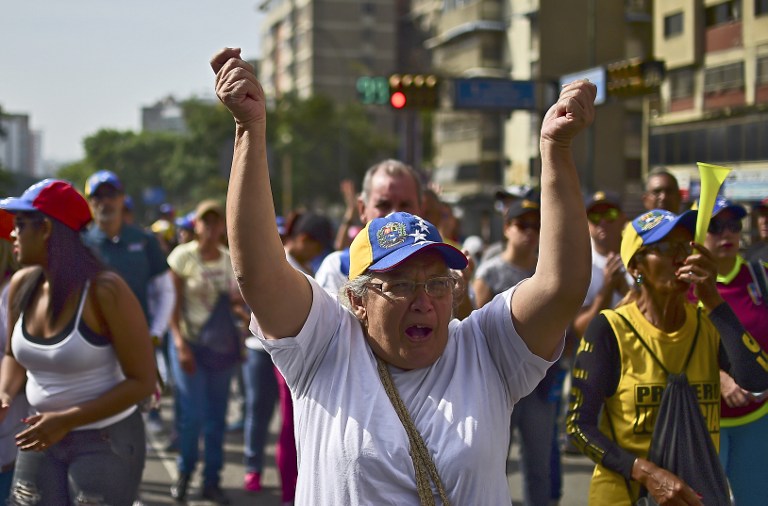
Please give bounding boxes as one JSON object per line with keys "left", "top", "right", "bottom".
{"left": 251, "top": 276, "right": 560, "bottom": 505}
{"left": 314, "top": 249, "right": 347, "bottom": 296}
{"left": 582, "top": 244, "right": 632, "bottom": 309}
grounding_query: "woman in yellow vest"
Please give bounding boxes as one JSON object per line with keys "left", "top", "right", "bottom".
{"left": 567, "top": 209, "right": 768, "bottom": 505}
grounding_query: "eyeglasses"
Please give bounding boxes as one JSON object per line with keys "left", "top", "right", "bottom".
{"left": 587, "top": 208, "right": 620, "bottom": 224}
{"left": 89, "top": 187, "right": 122, "bottom": 200}
{"left": 642, "top": 241, "right": 693, "bottom": 259}
{"left": 708, "top": 219, "right": 742, "bottom": 235}
{"left": 512, "top": 221, "right": 541, "bottom": 232}
{"left": 366, "top": 276, "right": 457, "bottom": 299}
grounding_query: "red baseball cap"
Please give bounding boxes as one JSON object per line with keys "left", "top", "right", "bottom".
{"left": 0, "top": 179, "right": 92, "bottom": 231}
{"left": 0, "top": 210, "right": 13, "bottom": 242}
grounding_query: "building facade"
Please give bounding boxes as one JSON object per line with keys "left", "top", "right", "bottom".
{"left": 0, "top": 112, "right": 36, "bottom": 177}
{"left": 427, "top": 0, "right": 655, "bottom": 240}
{"left": 651, "top": 0, "right": 768, "bottom": 206}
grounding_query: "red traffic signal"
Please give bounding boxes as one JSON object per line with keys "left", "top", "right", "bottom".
{"left": 388, "top": 74, "right": 439, "bottom": 110}
{"left": 390, "top": 91, "right": 407, "bottom": 109}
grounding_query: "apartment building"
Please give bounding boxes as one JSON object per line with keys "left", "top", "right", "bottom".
{"left": 0, "top": 112, "right": 36, "bottom": 177}
{"left": 258, "top": 0, "right": 399, "bottom": 102}
{"left": 651, "top": 0, "right": 768, "bottom": 204}
{"left": 428, "top": 0, "right": 655, "bottom": 239}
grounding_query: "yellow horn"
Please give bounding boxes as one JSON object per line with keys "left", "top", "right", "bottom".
{"left": 695, "top": 162, "right": 731, "bottom": 244}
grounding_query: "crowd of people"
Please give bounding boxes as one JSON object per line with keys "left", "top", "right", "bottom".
{"left": 0, "top": 47, "right": 763, "bottom": 506}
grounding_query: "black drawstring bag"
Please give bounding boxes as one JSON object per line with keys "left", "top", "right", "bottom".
{"left": 639, "top": 372, "right": 733, "bottom": 505}
{"left": 192, "top": 292, "right": 242, "bottom": 370}
{"left": 612, "top": 310, "right": 733, "bottom": 506}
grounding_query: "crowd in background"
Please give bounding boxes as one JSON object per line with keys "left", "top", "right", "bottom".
{"left": 0, "top": 156, "right": 764, "bottom": 505}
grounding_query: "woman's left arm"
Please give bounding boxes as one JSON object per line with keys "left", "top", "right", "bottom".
{"left": 15, "top": 272, "right": 155, "bottom": 450}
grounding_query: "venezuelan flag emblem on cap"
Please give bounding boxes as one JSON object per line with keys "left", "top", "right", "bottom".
{"left": 348, "top": 212, "right": 468, "bottom": 280}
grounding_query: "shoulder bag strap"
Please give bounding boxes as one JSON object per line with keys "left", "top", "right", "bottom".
{"left": 747, "top": 260, "right": 768, "bottom": 304}
{"left": 375, "top": 355, "right": 450, "bottom": 506}
{"left": 610, "top": 309, "right": 700, "bottom": 375}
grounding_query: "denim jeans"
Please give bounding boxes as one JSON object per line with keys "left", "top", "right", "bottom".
{"left": 510, "top": 389, "right": 558, "bottom": 506}
{"left": 242, "top": 348, "right": 278, "bottom": 473}
{"left": 170, "top": 341, "right": 235, "bottom": 487}
{"left": 9, "top": 409, "right": 145, "bottom": 506}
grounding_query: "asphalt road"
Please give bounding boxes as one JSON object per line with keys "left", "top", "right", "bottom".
{"left": 137, "top": 394, "right": 594, "bottom": 506}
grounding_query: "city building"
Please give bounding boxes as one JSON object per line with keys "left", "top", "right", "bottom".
{"left": 0, "top": 112, "right": 37, "bottom": 177}
{"left": 651, "top": 0, "right": 768, "bottom": 206}
{"left": 141, "top": 96, "right": 187, "bottom": 134}
{"left": 427, "top": 0, "right": 655, "bottom": 241}
{"left": 258, "top": 0, "right": 399, "bottom": 102}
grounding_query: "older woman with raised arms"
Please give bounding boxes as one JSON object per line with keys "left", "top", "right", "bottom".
{"left": 211, "top": 47, "right": 595, "bottom": 504}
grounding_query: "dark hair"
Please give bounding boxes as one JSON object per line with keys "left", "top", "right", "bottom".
{"left": 47, "top": 218, "right": 104, "bottom": 320}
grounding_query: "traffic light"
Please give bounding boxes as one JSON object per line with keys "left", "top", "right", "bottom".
{"left": 388, "top": 74, "right": 440, "bottom": 110}
{"left": 606, "top": 58, "right": 665, "bottom": 97}
{"left": 356, "top": 76, "right": 390, "bottom": 105}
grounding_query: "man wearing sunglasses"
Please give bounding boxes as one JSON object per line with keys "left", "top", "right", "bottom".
{"left": 573, "top": 191, "right": 632, "bottom": 338}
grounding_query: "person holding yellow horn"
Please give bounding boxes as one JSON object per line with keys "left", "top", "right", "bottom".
{"left": 567, "top": 207, "right": 768, "bottom": 505}
{"left": 689, "top": 196, "right": 768, "bottom": 506}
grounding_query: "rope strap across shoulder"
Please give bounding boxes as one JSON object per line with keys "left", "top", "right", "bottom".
{"left": 610, "top": 308, "right": 701, "bottom": 376}
{"left": 375, "top": 355, "right": 451, "bottom": 506}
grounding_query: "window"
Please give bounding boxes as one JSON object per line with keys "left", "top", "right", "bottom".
{"left": 670, "top": 68, "right": 695, "bottom": 99}
{"left": 758, "top": 56, "right": 768, "bottom": 85}
{"left": 705, "top": 0, "right": 741, "bottom": 27}
{"left": 756, "top": 0, "right": 768, "bottom": 16}
{"left": 664, "top": 12, "right": 684, "bottom": 38}
{"left": 704, "top": 62, "right": 744, "bottom": 92}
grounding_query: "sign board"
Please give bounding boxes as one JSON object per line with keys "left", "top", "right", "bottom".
{"left": 723, "top": 169, "right": 768, "bottom": 201}
{"left": 452, "top": 79, "right": 536, "bottom": 110}
{"left": 559, "top": 66, "right": 606, "bottom": 105}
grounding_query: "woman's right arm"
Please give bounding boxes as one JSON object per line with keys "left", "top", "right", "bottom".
{"left": 566, "top": 314, "right": 632, "bottom": 474}
{"left": 210, "top": 48, "right": 311, "bottom": 340}
{"left": 0, "top": 270, "right": 34, "bottom": 420}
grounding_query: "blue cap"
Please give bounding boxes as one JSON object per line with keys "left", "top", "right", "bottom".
{"left": 348, "top": 212, "right": 467, "bottom": 280}
{"left": 175, "top": 211, "right": 195, "bottom": 231}
{"left": 85, "top": 170, "right": 123, "bottom": 197}
{"left": 621, "top": 209, "right": 697, "bottom": 266}
{"left": 710, "top": 196, "right": 747, "bottom": 219}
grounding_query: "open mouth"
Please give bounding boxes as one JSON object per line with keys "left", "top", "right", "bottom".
{"left": 405, "top": 325, "right": 433, "bottom": 342}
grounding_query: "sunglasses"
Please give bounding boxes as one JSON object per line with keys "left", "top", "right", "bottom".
{"left": 587, "top": 208, "right": 620, "bottom": 224}
{"left": 641, "top": 241, "right": 693, "bottom": 259}
{"left": 708, "top": 219, "right": 742, "bottom": 235}
{"left": 89, "top": 187, "right": 122, "bottom": 200}
{"left": 512, "top": 221, "right": 541, "bottom": 232}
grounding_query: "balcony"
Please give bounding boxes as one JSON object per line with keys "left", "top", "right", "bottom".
{"left": 705, "top": 22, "right": 742, "bottom": 52}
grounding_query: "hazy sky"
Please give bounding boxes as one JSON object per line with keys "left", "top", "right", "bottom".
{"left": 1, "top": 1, "right": 263, "bottom": 164}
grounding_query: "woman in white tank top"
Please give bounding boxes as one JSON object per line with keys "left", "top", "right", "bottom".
{"left": 0, "top": 179, "right": 156, "bottom": 506}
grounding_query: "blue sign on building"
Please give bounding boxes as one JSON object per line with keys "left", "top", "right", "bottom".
{"left": 453, "top": 79, "right": 536, "bottom": 110}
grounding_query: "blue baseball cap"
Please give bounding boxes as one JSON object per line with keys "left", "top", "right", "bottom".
{"left": 175, "top": 211, "right": 195, "bottom": 232}
{"left": 85, "top": 170, "right": 123, "bottom": 197}
{"left": 706, "top": 196, "right": 747, "bottom": 220}
{"left": 620, "top": 209, "right": 697, "bottom": 266}
{"left": 348, "top": 212, "right": 467, "bottom": 280}
{"left": 0, "top": 179, "right": 93, "bottom": 231}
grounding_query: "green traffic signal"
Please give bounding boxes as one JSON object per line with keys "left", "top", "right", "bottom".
{"left": 356, "top": 76, "right": 390, "bottom": 105}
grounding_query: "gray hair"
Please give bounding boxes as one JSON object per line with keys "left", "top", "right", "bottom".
{"left": 339, "top": 273, "right": 374, "bottom": 312}
{"left": 359, "top": 159, "right": 423, "bottom": 207}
